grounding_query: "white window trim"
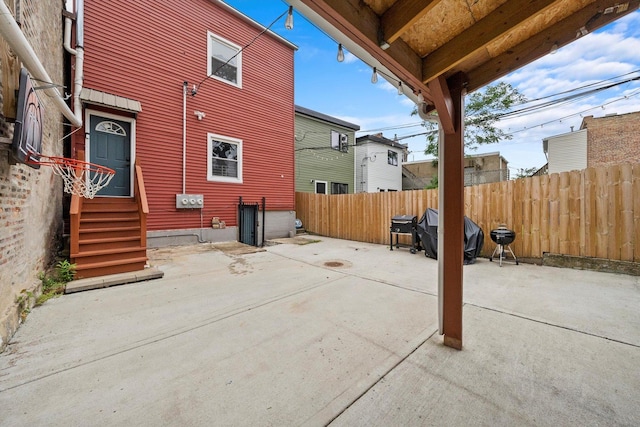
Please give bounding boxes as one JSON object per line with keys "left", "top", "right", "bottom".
{"left": 315, "top": 180, "right": 328, "bottom": 194}
{"left": 207, "top": 133, "right": 243, "bottom": 184}
{"left": 388, "top": 149, "right": 399, "bottom": 166}
{"left": 207, "top": 31, "right": 242, "bottom": 88}
{"left": 84, "top": 109, "right": 136, "bottom": 198}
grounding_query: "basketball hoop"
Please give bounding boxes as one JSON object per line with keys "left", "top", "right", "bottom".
{"left": 27, "top": 154, "right": 115, "bottom": 199}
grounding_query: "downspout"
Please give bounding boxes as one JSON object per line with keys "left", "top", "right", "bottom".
{"left": 63, "top": 0, "right": 84, "bottom": 128}
{"left": 182, "top": 81, "right": 187, "bottom": 194}
{"left": 0, "top": 1, "right": 82, "bottom": 127}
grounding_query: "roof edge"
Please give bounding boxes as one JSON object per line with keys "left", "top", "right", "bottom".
{"left": 295, "top": 105, "right": 360, "bottom": 130}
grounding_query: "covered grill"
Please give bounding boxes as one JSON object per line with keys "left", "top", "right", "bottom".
{"left": 415, "top": 208, "right": 484, "bottom": 264}
{"left": 489, "top": 226, "right": 518, "bottom": 266}
{"left": 390, "top": 215, "right": 421, "bottom": 254}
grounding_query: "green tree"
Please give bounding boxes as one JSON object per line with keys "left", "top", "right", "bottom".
{"left": 413, "top": 82, "right": 526, "bottom": 157}
{"left": 425, "top": 176, "right": 438, "bottom": 189}
{"left": 514, "top": 167, "right": 539, "bottom": 179}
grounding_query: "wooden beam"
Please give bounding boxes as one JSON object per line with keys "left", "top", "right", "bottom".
{"left": 381, "top": 0, "right": 440, "bottom": 45}
{"left": 296, "top": 0, "right": 433, "bottom": 103}
{"left": 439, "top": 73, "right": 466, "bottom": 350}
{"left": 421, "top": 0, "right": 557, "bottom": 84}
{"left": 428, "top": 74, "right": 455, "bottom": 134}
{"left": 465, "top": 0, "right": 640, "bottom": 92}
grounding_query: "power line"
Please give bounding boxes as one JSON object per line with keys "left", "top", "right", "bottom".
{"left": 504, "top": 87, "right": 640, "bottom": 136}
{"left": 497, "top": 74, "right": 640, "bottom": 120}
{"left": 193, "top": 7, "right": 289, "bottom": 94}
{"left": 509, "top": 68, "right": 640, "bottom": 106}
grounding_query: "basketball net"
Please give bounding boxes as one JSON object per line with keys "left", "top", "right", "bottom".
{"left": 27, "top": 154, "right": 115, "bottom": 199}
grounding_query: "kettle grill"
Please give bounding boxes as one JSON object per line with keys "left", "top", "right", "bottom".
{"left": 489, "top": 226, "right": 518, "bottom": 266}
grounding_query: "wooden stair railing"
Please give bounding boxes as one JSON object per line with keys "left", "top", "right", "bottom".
{"left": 70, "top": 160, "right": 149, "bottom": 279}
{"left": 134, "top": 162, "right": 149, "bottom": 250}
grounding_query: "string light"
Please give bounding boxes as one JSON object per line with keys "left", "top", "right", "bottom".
{"left": 371, "top": 67, "right": 378, "bottom": 84}
{"left": 285, "top": 6, "right": 294, "bottom": 30}
{"left": 397, "top": 81, "right": 403, "bottom": 95}
{"left": 193, "top": 7, "right": 290, "bottom": 94}
{"left": 550, "top": 42, "right": 558, "bottom": 54}
{"left": 337, "top": 44, "right": 345, "bottom": 62}
{"left": 417, "top": 90, "right": 424, "bottom": 103}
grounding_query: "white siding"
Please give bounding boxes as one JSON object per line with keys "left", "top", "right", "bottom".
{"left": 356, "top": 143, "right": 403, "bottom": 192}
{"left": 355, "top": 144, "right": 368, "bottom": 192}
{"left": 547, "top": 129, "right": 587, "bottom": 174}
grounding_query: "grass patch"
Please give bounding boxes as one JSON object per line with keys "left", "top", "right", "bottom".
{"left": 36, "top": 260, "right": 76, "bottom": 306}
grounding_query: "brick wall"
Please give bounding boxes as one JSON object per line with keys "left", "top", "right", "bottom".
{"left": 584, "top": 112, "right": 640, "bottom": 167}
{"left": 0, "top": 0, "right": 64, "bottom": 352}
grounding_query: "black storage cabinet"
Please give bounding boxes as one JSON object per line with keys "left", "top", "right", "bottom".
{"left": 390, "top": 215, "right": 421, "bottom": 254}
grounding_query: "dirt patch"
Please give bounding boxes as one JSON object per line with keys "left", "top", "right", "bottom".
{"left": 211, "top": 242, "right": 266, "bottom": 256}
{"left": 148, "top": 242, "right": 264, "bottom": 263}
{"left": 267, "top": 236, "right": 322, "bottom": 246}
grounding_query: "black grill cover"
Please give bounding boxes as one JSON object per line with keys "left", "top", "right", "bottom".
{"left": 416, "top": 208, "right": 484, "bottom": 265}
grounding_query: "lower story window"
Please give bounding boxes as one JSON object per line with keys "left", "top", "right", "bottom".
{"left": 208, "top": 133, "right": 242, "bottom": 183}
{"left": 331, "top": 182, "right": 348, "bottom": 194}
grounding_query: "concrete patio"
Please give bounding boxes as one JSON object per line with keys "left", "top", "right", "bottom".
{"left": 1, "top": 236, "right": 638, "bottom": 426}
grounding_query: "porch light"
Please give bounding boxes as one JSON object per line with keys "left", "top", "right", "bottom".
{"left": 285, "top": 6, "right": 293, "bottom": 30}
{"left": 337, "top": 44, "right": 344, "bottom": 62}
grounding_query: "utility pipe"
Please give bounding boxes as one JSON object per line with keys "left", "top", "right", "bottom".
{"left": 0, "top": 1, "right": 82, "bottom": 126}
{"left": 63, "top": 0, "right": 85, "bottom": 127}
{"left": 182, "top": 81, "right": 187, "bottom": 194}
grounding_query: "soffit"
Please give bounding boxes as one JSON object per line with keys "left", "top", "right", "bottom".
{"left": 290, "top": 0, "right": 638, "bottom": 110}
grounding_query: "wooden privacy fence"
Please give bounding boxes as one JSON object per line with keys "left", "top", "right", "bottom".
{"left": 295, "top": 162, "right": 640, "bottom": 262}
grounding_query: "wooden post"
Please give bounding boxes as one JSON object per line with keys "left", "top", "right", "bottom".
{"left": 433, "top": 74, "right": 465, "bottom": 350}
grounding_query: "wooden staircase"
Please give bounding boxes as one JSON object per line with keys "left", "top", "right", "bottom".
{"left": 70, "top": 164, "right": 149, "bottom": 279}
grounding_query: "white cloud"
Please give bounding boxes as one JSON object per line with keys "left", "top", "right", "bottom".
{"left": 343, "top": 51, "right": 358, "bottom": 64}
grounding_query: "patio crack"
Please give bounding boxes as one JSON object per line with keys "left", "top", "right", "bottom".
{"left": 466, "top": 303, "right": 640, "bottom": 349}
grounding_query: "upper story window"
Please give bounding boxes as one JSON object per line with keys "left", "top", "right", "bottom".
{"left": 388, "top": 150, "right": 398, "bottom": 166}
{"left": 330, "top": 130, "right": 348, "bottom": 152}
{"left": 208, "top": 32, "right": 242, "bottom": 87}
{"left": 208, "top": 133, "right": 242, "bottom": 183}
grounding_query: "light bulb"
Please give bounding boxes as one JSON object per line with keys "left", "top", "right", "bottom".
{"left": 285, "top": 6, "right": 293, "bottom": 30}
{"left": 337, "top": 44, "right": 344, "bottom": 62}
{"left": 371, "top": 67, "right": 378, "bottom": 84}
{"left": 397, "top": 81, "right": 403, "bottom": 95}
{"left": 417, "top": 91, "right": 424, "bottom": 103}
{"left": 550, "top": 42, "right": 558, "bottom": 54}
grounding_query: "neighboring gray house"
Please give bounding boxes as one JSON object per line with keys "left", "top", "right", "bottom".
{"left": 295, "top": 105, "right": 360, "bottom": 194}
{"left": 356, "top": 134, "right": 407, "bottom": 192}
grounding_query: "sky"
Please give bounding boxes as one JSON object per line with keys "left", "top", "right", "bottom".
{"left": 223, "top": 0, "right": 640, "bottom": 175}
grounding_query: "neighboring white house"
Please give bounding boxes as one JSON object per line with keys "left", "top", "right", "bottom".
{"left": 356, "top": 134, "right": 407, "bottom": 192}
{"left": 544, "top": 112, "right": 640, "bottom": 174}
{"left": 543, "top": 128, "right": 587, "bottom": 174}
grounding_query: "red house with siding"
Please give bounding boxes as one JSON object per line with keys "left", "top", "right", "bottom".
{"left": 70, "top": 0, "right": 296, "bottom": 277}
